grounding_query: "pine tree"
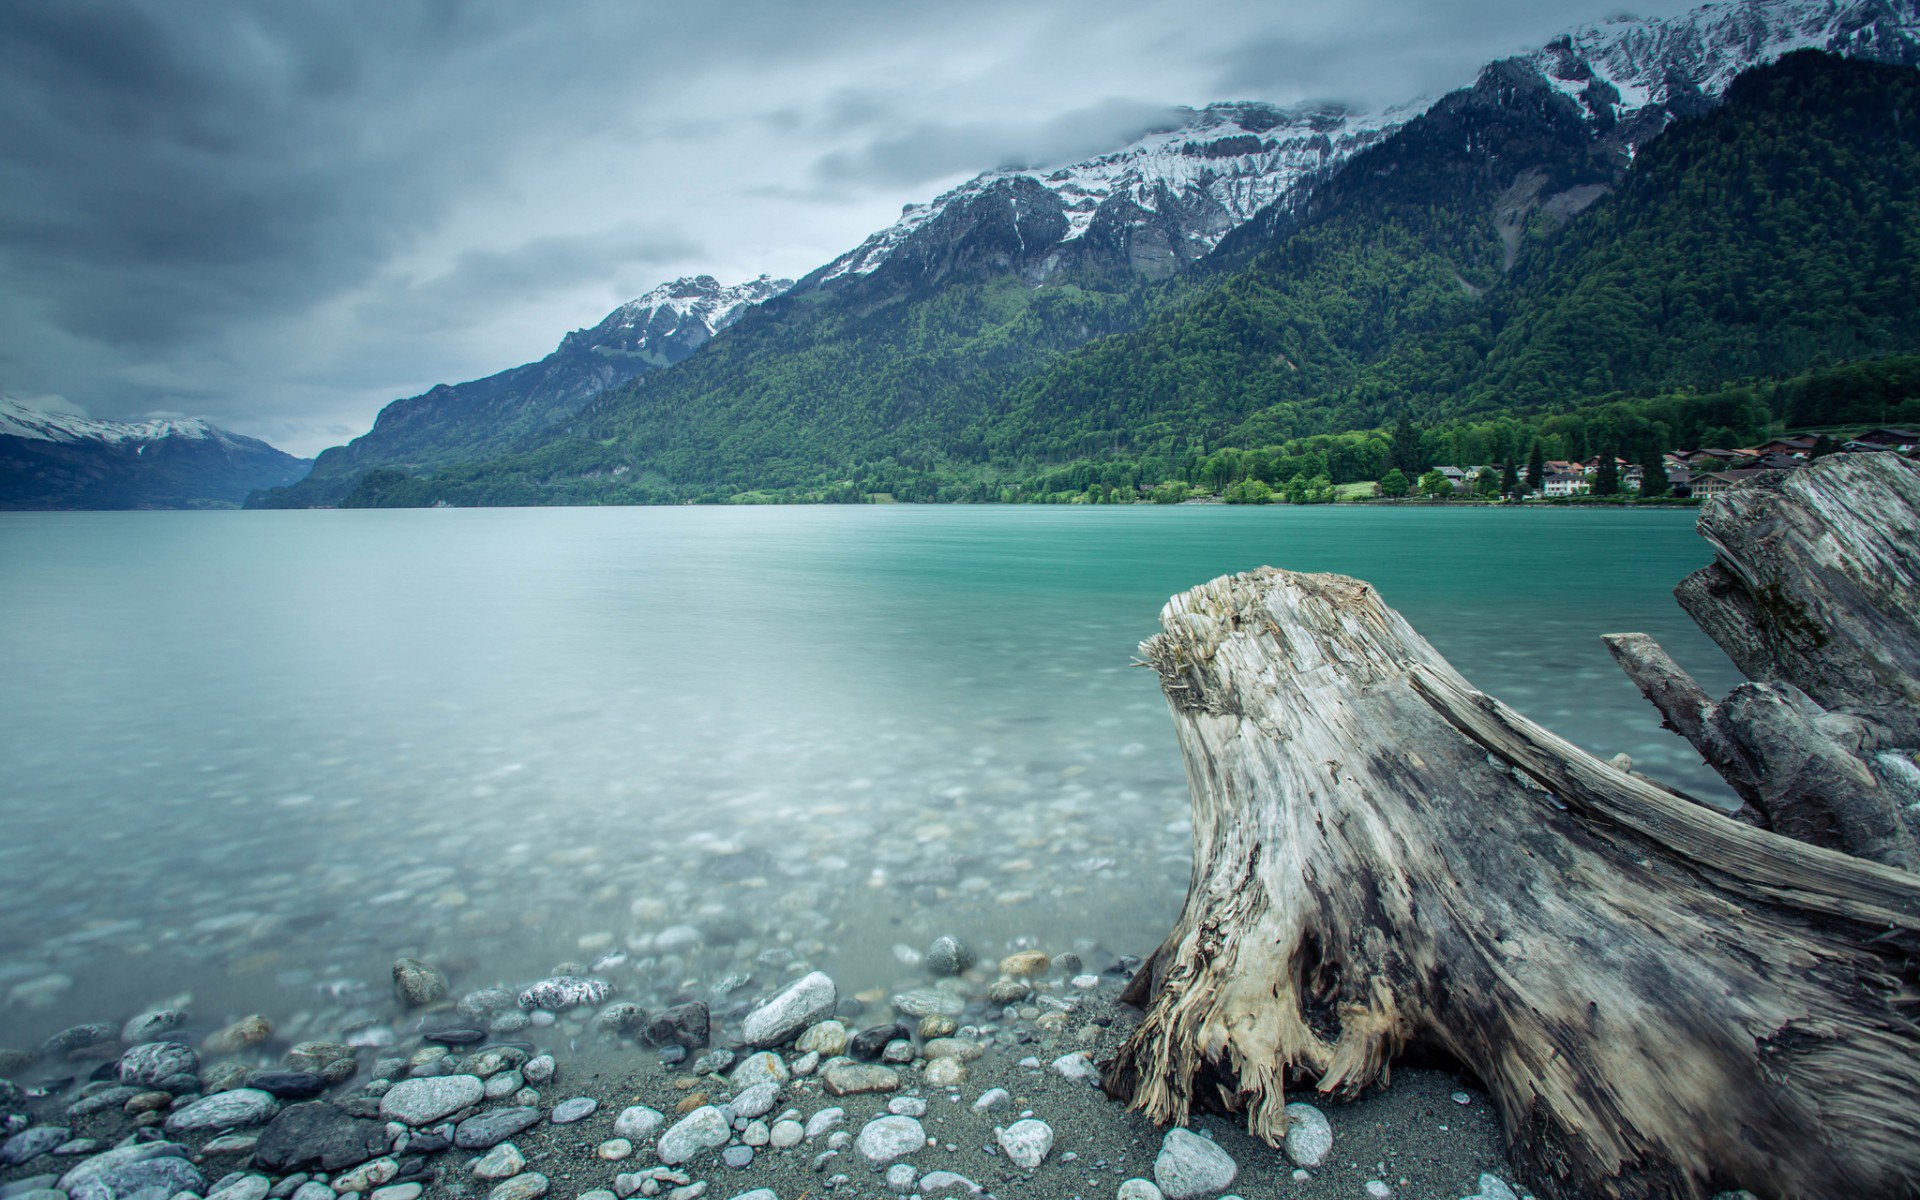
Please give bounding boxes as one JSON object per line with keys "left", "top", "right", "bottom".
{"left": 1638, "top": 443, "right": 1671, "bottom": 497}
{"left": 1593, "top": 451, "right": 1620, "bottom": 497}
{"left": 1526, "top": 442, "right": 1545, "bottom": 491}
{"left": 1501, "top": 462, "right": 1521, "bottom": 496}
{"left": 1391, "top": 416, "right": 1424, "bottom": 476}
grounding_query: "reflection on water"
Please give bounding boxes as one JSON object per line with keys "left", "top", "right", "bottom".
{"left": 0, "top": 505, "right": 1735, "bottom": 1048}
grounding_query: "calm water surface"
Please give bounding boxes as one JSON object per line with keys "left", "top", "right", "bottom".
{"left": 0, "top": 505, "right": 1737, "bottom": 1050}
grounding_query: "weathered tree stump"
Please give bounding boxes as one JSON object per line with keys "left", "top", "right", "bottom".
{"left": 1105, "top": 454, "right": 1920, "bottom": 1200}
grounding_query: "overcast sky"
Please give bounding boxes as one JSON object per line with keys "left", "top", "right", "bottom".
{"left": 0, "top": 0, "right": 1699, "bottom": 456}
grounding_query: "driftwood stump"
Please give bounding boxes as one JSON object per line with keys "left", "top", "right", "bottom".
{"left": 1105, "top": 454, "right": 1920, "bottom": 1200}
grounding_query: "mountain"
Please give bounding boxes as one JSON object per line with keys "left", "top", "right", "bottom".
{"left": 250, "top": 274, "right": 789, "bottom": 507}
{"left": 800, "top": 101, "right": 1403, "bottom": 296}
{"left": 1002, "top": 47, "right": 1920, "bottom": 467}
{"left": 282, "top": 0, "right": 1920, "bottom": 507}
{"left": 0, "top": 398, "right": 311, "bottom": 510}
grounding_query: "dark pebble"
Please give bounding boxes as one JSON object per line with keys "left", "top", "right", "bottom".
{"left": 247, "top": 1071, "right": 329, "bottom": 1100}
{"left": 849, "top": 1024, "right": 909, "bottom": 1061}
{"left": 642, "top": 1002, "right": 710, "bottom": 1050}
{"left": 252, "top": 1102, "right": 392, "bottom": 1174}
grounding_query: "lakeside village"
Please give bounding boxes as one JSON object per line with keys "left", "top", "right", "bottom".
{"left": 1187, "top": 425, "right": 1920, "bottom": 505}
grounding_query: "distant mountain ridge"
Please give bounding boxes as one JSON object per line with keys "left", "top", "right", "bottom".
{"left": 252, "top": 274, "right": 789, "bottom": 506}
{"left": 0, "top": 397, "right": 310, "bottom": 509}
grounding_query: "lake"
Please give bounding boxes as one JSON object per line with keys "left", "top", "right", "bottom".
{"left": 0, "top": 505, "right": 1739, "bottom": 1052}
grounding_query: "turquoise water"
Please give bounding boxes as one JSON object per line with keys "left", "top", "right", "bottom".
{"left": 0, "top": 506, "right": 1737, "bottom": 1047}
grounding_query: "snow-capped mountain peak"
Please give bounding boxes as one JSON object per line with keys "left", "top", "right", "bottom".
{"left": 574, "top": 274, "right": 793, "bottom": 352}
{"left": 0, "top": 396, "right": 226, "bottom": 446}
{"left": 813, "top": 100, "right": 1410, "bottom": 285}
{"left": 1528, "top": 0, "right": 1920, "bottom": 136}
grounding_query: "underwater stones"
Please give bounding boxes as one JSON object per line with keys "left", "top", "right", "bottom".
{"left": 848, "top": 1024, "right": 909, "bottom": 1061}
{"left": 924, "top": 937, "right": 977, "bottom": 977}
{"left": 165, "top": 1088, "right": 281, "bottom": 1133}
{"left": 422, "top": 1027, "right": 486, "bottom": 1047}
{"left": 458, "top": 988, "right": 518, "bottom": 1020}
{"left": 986, "top": 981, "right": 1030, "bottom": 1005}
{"left": 204, "top": 1015, "right": 274, "bottom": 1056}
{"left": 998, "top": 952, "right": 1050, "bottom": 978}
{"left": 741, "top": 973, "right": 836, "bottom": 1048}
{"left": 254, "top": 1102, "right": 391, "bottom": 1174}
{"left": 1, "top": 1126, "right": 68, "bottom": 1167}
{"left": 923, "top": 1058, "right": 967, "bottom": 1088}
{"left": 517, "top": 977, "right": 612, "bottom": 1012}
{"left": 923, "top": 1038, "right": 986, "bottom": 1062}
{"left": 0, "top": 1049, "right": 37, "bottom": 1075}
{"left": 591, "top": 1003, "right": 647, "bottom": 1039}
{"left": 890, "top": 989, "right": 964, "bottom": 1020}
{"left": 795, "top": 1020, "right": 847, "bottom": 1057}
{"left": 62, "top": 1146, "right": 204, "bottom": 1200}
{"left": 121, "top": 1010, "right": 185, "bottom": 1044}
{"left": 246, "top": 1070, "right": 328, "bottom": 1100}
{"left": 392, "top": 958, "right": 447, "bottom": 1008}
{"left": 379, "top": 1074, "right": 483, "bottom": 1125}
{"left": 550, "top": 1097, "right": 597, "bottom": 1124}
{"left": 643, "top": 1002, "right": 710, "bottom": 1049}
{"left": 522, "top": 1054, "right": 556, "bottom": 1085}
{"left": 43, "top": 1025, "right": 116, "bottom": 1057}
{"left": 460, "top": 1047, "right": 525, "bottom": 1079}
{"left": 821, "top": 1061, "right": 900, "bottom": 1096}
{"left": 285, "top": 1042, "right": 357, "bottom": 1082}
{"left": 118, "top": 1042, "right": 198, "bottom": 1087}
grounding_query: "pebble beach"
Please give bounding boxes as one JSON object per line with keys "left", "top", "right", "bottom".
{"left": 2, "top": 942, "right": 1524, "bottom": 1200}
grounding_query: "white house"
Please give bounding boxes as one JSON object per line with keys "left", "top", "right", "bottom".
{"left": 1543, "top": 472, "right": 1589, "bottom": 498}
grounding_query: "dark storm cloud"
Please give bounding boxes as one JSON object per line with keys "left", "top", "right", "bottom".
{"left": 0, "top": 0, "right": 1698, "bottom": 453}
{"left": 811, "top": 100, "right": 1189, "bottom": 187}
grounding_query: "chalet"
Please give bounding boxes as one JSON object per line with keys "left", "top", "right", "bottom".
{"left": 1751, "top": 452, "right": 1807, "bottom": 472}
{"left": 1690, "top": 468, "right": 1774, "bottom": 499}
{"left": 1543, "top": 471, "right": 1589, "bottom": 498}
{"left": 1673, "top": 448, "right": 1753, "bottom": 469}
{"left": 1756, "top": 435, "right": 1819, "bottom": 458}
{"left": 1844, "top": 427, "right": 1920, "bottom": 455}
{"left": 1435, "top": 466, "right": 1470, "bottom": 491}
